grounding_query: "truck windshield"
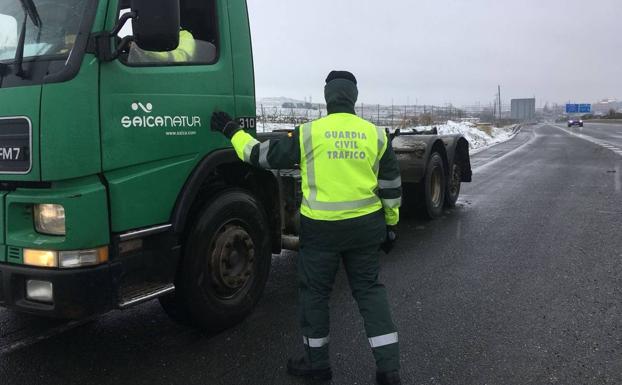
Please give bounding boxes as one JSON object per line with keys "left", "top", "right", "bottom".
{"left": 0, "top": 0, "right": 88, "bottom": 62}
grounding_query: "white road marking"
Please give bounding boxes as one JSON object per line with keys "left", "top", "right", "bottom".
{"left": 472, "top": 127, "right": 539, "bottom": 173}
{"left": 553, "top": 125, "right": 622, "bottom": 157}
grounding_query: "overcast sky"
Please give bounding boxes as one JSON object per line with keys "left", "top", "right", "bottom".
{"left": 247, "top": 0, "right": 620, "bottom": 107}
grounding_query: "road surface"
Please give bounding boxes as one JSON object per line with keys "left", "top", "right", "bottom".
{"left": 1, "top": 123, "right": 621, "bottom": 385}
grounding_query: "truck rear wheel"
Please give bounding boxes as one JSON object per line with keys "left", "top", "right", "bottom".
{"left": 401, "top": 152, "right": 446, "bottom": 219}
{"left": 444, "top": 162, "right": 461, "bottom": 208}
{"left": 161, "top": 190, "right": 272, "bottom": 331}
{"left": 416, "top": 152, "right": 446, "bottom": 219}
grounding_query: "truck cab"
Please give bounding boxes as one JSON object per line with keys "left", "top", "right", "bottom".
{"left": 0, "top": 0, "right": 282, "bottom": 329}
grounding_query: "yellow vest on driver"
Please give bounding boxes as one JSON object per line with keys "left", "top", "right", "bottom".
{"left": 128, "top": 30, "right": 196, "bottom": 63}
{"left": 299, "top": 113, "right": 388, "bottom": 221}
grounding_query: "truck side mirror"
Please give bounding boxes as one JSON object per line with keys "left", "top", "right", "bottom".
{"left": 130, "top": 0, "right": 180, "bottom": 52}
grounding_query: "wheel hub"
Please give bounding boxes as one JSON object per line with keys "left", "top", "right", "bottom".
{"left": 209, "top": 224, "right": 256, "bottom": 295}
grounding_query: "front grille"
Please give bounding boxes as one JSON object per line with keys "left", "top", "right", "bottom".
{"left": 7, "top": 247, "right": 22, "bottom": 264}
{"left": 0, "top": 117, "right": 31, "bottom": 174}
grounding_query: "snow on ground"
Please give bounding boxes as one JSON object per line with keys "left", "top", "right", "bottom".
{"left": 403, "top": 121, "right": 520, "bottom": 153}
{"left": 257, "top": 122, "right": 297, "bottom": 133}
{"left": 257, "top": 120, "right": 520, "bottom": 152}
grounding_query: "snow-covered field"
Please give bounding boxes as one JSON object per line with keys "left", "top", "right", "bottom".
{"left": 403, "top": 121, "right": 520, "bottom": 153}
{"left": 256, "top": 120, "right": 520, "bottom": 153}
{"left": 257, "top": 122, "right": 299, "bottom": 133}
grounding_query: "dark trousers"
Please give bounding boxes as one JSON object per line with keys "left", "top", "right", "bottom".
{"left": 297, "top": 244, "right": 400, "bottom": 372}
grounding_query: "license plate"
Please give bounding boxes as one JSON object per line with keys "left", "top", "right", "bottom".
{"left": 0, "top": 147, "right": 26, "bottom": 161}
{"left": 0, "top": 117, "right": 31, "bottom": 173}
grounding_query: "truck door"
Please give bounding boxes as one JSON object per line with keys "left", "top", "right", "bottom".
{"left": 99, "top": 0, "right": 235, "bottom": 233}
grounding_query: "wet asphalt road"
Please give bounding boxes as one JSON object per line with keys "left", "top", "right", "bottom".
{"left": 564, "top": 122, "right": 622, "bottom": 148}
{"left": 1, "top": 123, "right": 622, "bottom": 385}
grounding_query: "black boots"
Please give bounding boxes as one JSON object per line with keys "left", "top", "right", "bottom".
{"left": 376, "top": 370, "right": 402, "bottom": 385}
{"left": 286, "top": 356, "right": 333, "bottom": 381}
{"left": 286, "top": 356, "right": 401, "bottom": 384}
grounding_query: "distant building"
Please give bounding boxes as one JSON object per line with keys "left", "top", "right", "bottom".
{"left": 592, "top": 98, "right": 621, "bottom": 115}
{"left": 511, "top": 98, "right": 536, "bottom": 121}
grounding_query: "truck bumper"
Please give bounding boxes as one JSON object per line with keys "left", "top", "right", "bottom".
{"left": 0, "top": 262, "right": 120, "bottom": 319}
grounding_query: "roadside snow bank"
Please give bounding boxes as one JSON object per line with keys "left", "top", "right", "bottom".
{"left": 257, "top": 120, "right": 520, "bottom": 153}
{"left": 405, "top": 121, "right": 520, "bottom": 153}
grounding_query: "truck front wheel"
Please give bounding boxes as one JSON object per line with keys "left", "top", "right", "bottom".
{"left": 161, "top": 190, "right": 272, "bottom": 331}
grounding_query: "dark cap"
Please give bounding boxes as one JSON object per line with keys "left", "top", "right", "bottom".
{"left": 325, "top": 70, "right": 357, "bottom": 85}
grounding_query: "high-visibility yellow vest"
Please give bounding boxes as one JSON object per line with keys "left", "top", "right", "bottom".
{"left": 170, "top": 30, "right": 196, "bottom": 61}
{"left": 129, "top": 30, "right": 196, "bottom": 63}
{"left": 299, "top": 113, "right": 388, "bottom": 221}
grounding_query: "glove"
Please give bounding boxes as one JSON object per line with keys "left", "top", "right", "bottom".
{"left": 380, "top": 225, "right": 397, "bottom": 254}
{"left": 211, "top": 111, "right": 241, "bottom": 139}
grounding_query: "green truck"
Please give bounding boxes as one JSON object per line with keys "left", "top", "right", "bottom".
{"left": 0, "top": 0, "right": 471, "bottom": 331}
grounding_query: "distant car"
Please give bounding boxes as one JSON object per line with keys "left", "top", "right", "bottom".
{"left": 568, "top": 119, "right": 583, "bottom": 127}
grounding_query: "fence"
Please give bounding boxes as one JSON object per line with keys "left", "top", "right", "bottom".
{"left": 256, "top": 103, "right": 473, "bottom": 131}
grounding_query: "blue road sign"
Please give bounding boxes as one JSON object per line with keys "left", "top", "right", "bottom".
{"left": 566, "top": 103, "right": 591, "bottom": 114}
{"left": 579, "top": 104, "right": 591, "bottom": 113}
{"left": 566, "top": 104, "right": 578, "bottom": 113}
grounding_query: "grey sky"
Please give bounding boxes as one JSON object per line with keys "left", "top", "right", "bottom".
{"left": 247, "top": 0, "right": 620, "bottom": 107}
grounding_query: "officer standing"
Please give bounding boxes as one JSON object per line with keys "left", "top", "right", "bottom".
{"left": 211, "top": 71, "right": 402, "bottom": 385}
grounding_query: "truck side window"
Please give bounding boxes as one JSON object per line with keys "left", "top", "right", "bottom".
{"left": 117, "top": 0, "right": 219, "bottom": 66}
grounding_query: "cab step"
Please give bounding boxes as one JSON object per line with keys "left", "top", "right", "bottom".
{"left": 118, "top": 283, "right": 175, "bottom": 309}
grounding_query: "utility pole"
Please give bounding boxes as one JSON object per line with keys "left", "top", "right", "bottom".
{"left": 260, "top": 104, "right": 265, "bottom": 132}
{"left": 391, "top": 99, "right": 394, "bottom": 129}
{"left": 498, "top": 85, "right": 502, "bottom": 120}
{"left": 493, "top": 100, "right": 497, "bottom": 120}
{"left": 377, "top": 104, "right": 380, "bottom": 125}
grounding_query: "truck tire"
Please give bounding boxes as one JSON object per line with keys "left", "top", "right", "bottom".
{"left": 444, "top": 162, "right": 461, "bottom": 208}
{"left": 161, "top": 190, "right": 272, "bottom": 331}
{"left": 418, "top": 152, "right": 446, "bottom": 219}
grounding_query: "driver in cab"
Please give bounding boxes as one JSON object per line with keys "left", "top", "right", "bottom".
{"left": 128, "top": 29, "right": 198, "bottom": 63}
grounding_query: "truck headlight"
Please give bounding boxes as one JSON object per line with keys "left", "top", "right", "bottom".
{"left": 58, "top": 248, "right": 109, "bottom": 268}
{"left": 24, "top": 249, "right": 58, "bottom": 268}
{"left": 23, "top": 247, "right": 109, "bottom": 268}
{"left": 26, "top": 280, "right": 54, "bottom": 303}
{"left": 34, "top": 204, "right": 66, "bottom": 235}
